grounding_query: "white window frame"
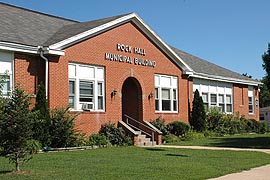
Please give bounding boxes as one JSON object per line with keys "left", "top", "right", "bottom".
{"left": 193, "top": 79, "right": 233, "bottom": 114}
{"left": 68, "top": 63, "right": 105, "bottom": 112}
{"left": 0, "top": 51, "right": 13, "bottom": 97}
{"left": 248, "top": 86, "right": 254, "bottom": 114}
{"left": 155, "top": 74, "right": 178, "bottom": 113}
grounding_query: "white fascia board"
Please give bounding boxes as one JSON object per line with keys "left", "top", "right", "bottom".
{"left": 0, "top": 41, "right": 39, "bottom": 54}
{"left": 0, "top": 42, "right": 64, "bottom": 56}
{"left": 49, "top": 13, "right": 137, "bottom": 50}
{"left": 131, "top": 13, "right": 193, "bottom": 73}
{"left": 48, "top": 13, "right": 193, "bottom": 73}
{"left": 191, "top": 73, "right": 262, "bottom": 86}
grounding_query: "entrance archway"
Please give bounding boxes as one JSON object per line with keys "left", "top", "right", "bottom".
{"left": 122, "top": 77, "right": 143, "bottom": 121}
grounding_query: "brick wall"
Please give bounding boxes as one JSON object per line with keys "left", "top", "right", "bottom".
{"left": 233, "top": 84, "right": 259, "bottom": 120}
{"left": 56, "top": 22, "right": 190, "bottom": 135}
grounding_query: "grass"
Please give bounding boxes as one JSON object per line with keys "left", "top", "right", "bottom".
{"left": 0, "top": 146, "right": 270, "bottom": 180}
{"left": 167, "top": 133, "right": 270, "bottom": 149}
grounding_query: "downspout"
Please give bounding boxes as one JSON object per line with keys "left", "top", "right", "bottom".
{"left": 38, "top": 46, "right": 48, "bottom": 98}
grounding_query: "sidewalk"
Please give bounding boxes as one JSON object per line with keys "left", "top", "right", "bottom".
{"left": 155, "top": 145, "right": 270, "bottom": 180}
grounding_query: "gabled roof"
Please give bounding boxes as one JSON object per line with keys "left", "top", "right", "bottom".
{"left": 0, "top": 2, "right": 76, "bottom": 46}
{"left": 171, "top": 46, "right": 260, "bottom": 85}
{"left": 0, "top": 2, "right": 261, "bottom": 86}
{"left": 44, "top": 14, "right": 130, "bottom": 46}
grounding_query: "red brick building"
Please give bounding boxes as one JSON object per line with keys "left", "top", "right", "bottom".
{"left": 0, "top": 3, "right": 261, "bottom": 145}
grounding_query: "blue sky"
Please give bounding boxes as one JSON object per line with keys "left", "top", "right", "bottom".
{"left": 2, "top": 0, "right": 269, "bottom": 79}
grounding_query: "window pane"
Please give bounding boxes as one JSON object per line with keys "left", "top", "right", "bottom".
{"left": 69, "top": 96, "right": 74, "bottom": 108}
{"left": 69, "top": 81, "right": 75, "bottom": 94}
{"left": 162, "top": 100, "right": 171, "bottom": 111}
{"left": 219, "top": 94, "right": 224, "bottom": 103}
{"left": 162, "top": 89, "right": 170, "bottom": 99}
{"left": 79, "top": 81, "right": 93, "bottom": 95}
{"left": 226, "top": 95, "right": 232, "bottom": 103}
{"left": 211, "top": 94, "right": 217, "bottom": 103}
{"left": 98, "top": 96, "right": 103, "bottom": 110}
{"left": 202, "top": 93, "right": 208, "bottom": 103}
{"left": 226, "top": 104, "right": 232, "bottom": 112}
{"left": 155, "top": 100, "right": 159, "bottom": 111}
{"left": 98, "top": 83, "right": 103, "bottom": 96}
{"left": 155, "top": 88, "right": 159, "bottom": 99}
{"left": 173, "top": 89, "right": 177, "bottom": 100}
{"left": 173, "top": 100, "right": 177, "bottom": 111}
{"left": 0, "top": 75, "right": 10, "bottom": 95}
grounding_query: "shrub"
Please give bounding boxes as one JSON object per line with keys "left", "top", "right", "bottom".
{"left": 150, "top": 117, "right": 169, "bottom": 135}
{"left": 88, "top": 134, "right": 109, "bottom": 147}
{"left": 99, "top": 122, "right": 132, "bottom": 146}
{"left": 167, "top": 121, "right": 190, "bottom": 137}
{"left": 184, "top": 130, "right": 205, "bottom": 141}
{"left": 163, "top": 134, "right": 181, "bottom": 143}
{"left": 190, "top": 89, "right": 206, "bottom": 132}
{"left": 258, "top": 121, "right": 268, "bottom": 134}
{"left": 50, "top": 107, "right": 78, "bottom": 148}
{"left": 206, "top": 107, "right": 223, "bottom": 131}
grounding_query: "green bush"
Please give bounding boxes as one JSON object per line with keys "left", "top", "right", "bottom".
{"left": 258, "top": 121, "right": 268, "bottom": 134}
{"left": 150, "top": 117, "right": 169, "bottom": 135}
{"left": 167, "top": 121, "right": 190, "bottom": 137}
{"left": 184, "top": 130, "right": 205, "bottom": 141}
{"left": 206, "top": 107, "right": 223, "bottom": 131}
{"left": 190, "top": 89, "right": 206, "bottom": 132}
{"left": 50, "top": 107, "right": 78, "bottom": 148}
{"left": 88, "top": 134, "right": 109, "bottom": 147}
{"left": 163, "top": 134, "right": 181, "bottom": 143}
{"left": 99, "top": 122, "right": 133, "bottom": 146}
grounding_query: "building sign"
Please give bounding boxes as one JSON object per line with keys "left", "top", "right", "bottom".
{"left": 105, "top": 43, "right": 156, "bottom": 67}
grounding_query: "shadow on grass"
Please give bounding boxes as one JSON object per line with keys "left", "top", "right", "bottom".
{"left": 0, "top": 170, "right": 12, "bottom": 174}
{"left": 145, "top": 148, "right": 166, "bottom": 152}
{"left": 166, "top": 153, "right": 188, "bottom": 157}
{"left": 208, "top": 137, "right": 270, "bottom": 149}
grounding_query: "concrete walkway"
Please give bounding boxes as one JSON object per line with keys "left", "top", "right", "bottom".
{"left": 155, "top": 145, "right": 270, "bottom": 180}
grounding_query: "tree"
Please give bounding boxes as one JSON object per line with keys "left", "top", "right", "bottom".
{"left": 259, "top": 77, "right": 270, "bottom": 107}
{"left": 50, "top": 107, "right": 78, "bottom": 148}
{"left": 262, "top": 43, "right": 270, "bottom": 89}
{"left": 0, "top": 86, "right": 37, "bottom": 172}
{"left": 32, "top": 83, "right": 51, "bottom": 147}
{"left": 190, "top": 89, "right": 206, "bottom": 132}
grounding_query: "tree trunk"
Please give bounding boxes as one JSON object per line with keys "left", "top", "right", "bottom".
{"left": 15, "top": 157, "right": 20, "bottom": 172}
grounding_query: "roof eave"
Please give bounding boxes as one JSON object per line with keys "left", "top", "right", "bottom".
{"left": 0, "top": 41, "right": 64, "bottom": 55}
{"left": 191, "top": 72, "right": 262, "bottom": 86}
{"left": 48, "top": 13, "right": 193, "bottom": 72}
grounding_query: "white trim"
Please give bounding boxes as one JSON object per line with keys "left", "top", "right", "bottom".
{"left": 0, "top": 41, "right": 65, "bottom": 55}
{"left": 191, "top": 72, "right": 261, "bottom": 86}
{"left": 49, "top": 13, "right": 193, "bottom": 73}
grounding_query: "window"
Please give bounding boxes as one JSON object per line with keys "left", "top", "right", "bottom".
{"left": 162, "top": 88, "right": 171, "bottom": 111}
{"left": 69, "top": 80, "right": 75, "bottom": 108}
{"left": 0, "top": 51, "right": 13, "bottom": 96}
{"left": 202, "top": 93, "right": 208, "bottom": 111}
{"left": 210, "top": 94, "right": 217, "bottom": 106}
{"left": 193, "top": 79, "right": 233, "bottom": 113}
{"left": 155, "top": 88, "right": 160, "bottom": 111}
{"left": 226, "top": 95, "right": 232, "bottom": 113}
{"left": 68, "top": 63, "right": 105, "bottom": 111}
{"left": 248, "top": 96, "right": 254, "bottom": 114}
{"left": 248, "top": 86, "right": 254, "bottom": 114}
{"left": 0, "top": 75, "right": 10, "bottom": 96}
{"left": 97, "top": 82, "right": 104, "bottom": 110}
{"left": 218, "top": 94, "right": 224, "bottom": 112}
{"left": 155, "top": 74, "right": 178, "bottom": 112}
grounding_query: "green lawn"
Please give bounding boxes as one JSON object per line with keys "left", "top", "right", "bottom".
{"left": 0, "top": 146, "right": 270, "bottom": 180}
{"left": 167, "top": 134, "right": 270, "bottom": 149}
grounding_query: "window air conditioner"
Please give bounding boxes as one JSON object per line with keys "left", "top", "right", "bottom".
{"left": 82, "top": 103, "right": 93, "bottom": 111}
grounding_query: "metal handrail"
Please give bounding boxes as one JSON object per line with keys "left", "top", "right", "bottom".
{"left": 124, "top": 114, "right": 156, "bottom": 145}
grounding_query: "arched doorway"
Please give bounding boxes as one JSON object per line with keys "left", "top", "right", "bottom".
{"left": 122, "top": 77, "right": 143, "bottom": 121}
